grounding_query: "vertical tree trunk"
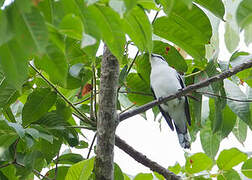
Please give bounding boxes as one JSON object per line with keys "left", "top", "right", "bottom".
{"left": 95, "top": 45, "right": 119, "bottom": 180}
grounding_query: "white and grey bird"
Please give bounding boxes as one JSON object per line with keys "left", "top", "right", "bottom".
{"left": 150, "top": 54, "right": 191, "bottom": 149}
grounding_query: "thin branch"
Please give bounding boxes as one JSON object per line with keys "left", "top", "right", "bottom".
{"left": 87, "top": 133, "right": 97, "bottom": 159}
{"left": 67, "top": 125, "right": 96, "bottom": 131}
{"left": 119, "top": 90, "right": 153, "bottom": 96}
{"left": 54, "top": 153, "right": 60, "bottom": 180}
{"left": 115, "top": 135, "right": 181, "bottom": 180}
{"left": 73, "top": 91, "right": 100, "bottom": 105}
{"left": 90, "top": 69, "right": 94, "bottom": 120}
{"left": 119, "top": 60, "right": 252, "bottom": 121}
{"left": 126, "top": 8, "right": 160, "bottom": 75}
{"left": 119, "top": 104, "right": 136, "bottom": 115}
{"left": 29, "top": 63, "right": 95, "bottom": 126}
{"left": 196, "top": 91, "right": 252, "bottom": 102}
{"left": 0, "top": 162, "right": 12, "bottom": 169}
{"left": 15, "top": 162, "right": 51, "bottom": 180}
{"left": 184, "top": 70, "right": 202, "bottom": 78}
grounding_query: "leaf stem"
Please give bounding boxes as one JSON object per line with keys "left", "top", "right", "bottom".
{"left": 87, "top": 133, "right": 97, "bottom": 159}
{"left": 29, "top": 63, "right": 95, "bottom": 126}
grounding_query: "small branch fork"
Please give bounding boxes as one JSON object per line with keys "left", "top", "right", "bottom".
{"left": 119, "top": 60, "right": 252, "bottom": 121}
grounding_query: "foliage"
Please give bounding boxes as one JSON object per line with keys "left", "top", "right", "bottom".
{"left": 0, "top": 0, "right": 251, "bottom": 179}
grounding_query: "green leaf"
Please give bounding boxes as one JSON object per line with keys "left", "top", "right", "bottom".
{"left": 193, "top": 0, "right": 225, "bottom": 19}
{"left": 59, "top": 14, "right": 84, "bottom": 40}
{"left": 154, "top": 172, "right": 164, "bottom": 180}
{"left": 244, "top": 23, "right": 252, "bottom": 46}
{"left": 25, "top": 128, "right": 40, "bottom": 140}
{"left": 0, "top": 10, "right": 13, "bottom": 46}
{"left": 233, "top": 117, "right": 247, "bottom": 145}
{"left": 217, "top": 169, "right": 241, "bottom": 180}
{"left": 0, "top": 40, "right": 28, "bottom": 90}
{"left": 126, "top": 73, "right": 153, "bottom": 105}
{"left": 137, "top": 0, "right": 159, "bottom": 10}
{"left": 34, "top": 43, "right": 68, "bottom": 87}
{"left": 0, "top": 79, "right": 18, "bottom": 108}
{"left": 58, "top": 153, "right": 84, "bottom": 165}
{"left": 168, "top": 162, "right": 181, "bottom": 175}
{"left": 65, "top": 157, "right": 95, "bottom": 180}
{"left": 45, "top": 166, "right": 69, "bottom": 180}
{"left": 185, "top": 152, "right": 213, "bottom": 174}
{"left": 153, "top": 41, "right": 188, "bottom": 72}
{"left": 200, "top": 120, "right": 220, "bottom": 159}
{"left": 224, "top": 23, "right": 240, "bottom": 53}
{"left": 134, "top": 173, "right": 153, "bottom": 180}
{"left": 217, "top": 148, "right": 247, "bottom": 170}
{"left": 220, "top": 105, "right": 236, "bottom": 138}
{"left": 236, "top": 0, "right": 252, "bottom": 28}
{"left": 7, "top": 4, "right": 48, "bottom": 55}
{"left": 224, "top": 79, "right": 251, "bottom": 128}
{"left": 153, "top": 1, "right": 212, "bottom": 59}
{"left": 88, "top": 5, "right": 126, "bottom": 61}
{"left": 114, "top": 163, "right": 124, "bottom": 180}
{"left": 242, "top": 158, "right": 252, "bottom": 178}
{"left": 119, "top": 65, "right": 128, "bottom": 86}
{"left": 22, "top": 88, "right": 57, "bottom": 126}
{"left": 122, "top": 6, "right": 152, "bottom": 52}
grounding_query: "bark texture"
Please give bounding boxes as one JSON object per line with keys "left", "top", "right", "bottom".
{"left": 95, "top": 45, "right": 119, "bottom": 180}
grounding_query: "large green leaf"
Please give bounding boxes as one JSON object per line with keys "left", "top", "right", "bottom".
{"left": 0, "top": 40, "right": 28, "bottom": 89}
{"left": 58, "top": 153, "right": 84, "bottom": 165}
{"left": 236, "top": 0, "right": 252, "bottom": 28}
{"left": 6, "top": 3, "right": 48, "bottom": 55}
{"left": 0, "top": 120, "right": 18, "bottom": 148}
{"left": 217, "top": 169, "right": 241, "bottom": 180}
{"left": 34, "top": 43, "right": 68, "bottom": 87}
{"left": 153, "top": 41, "right": 187, "bottom": 72}
{"left": 217, "top": 148, "right": 247, "bottom": 170}
{"left": 59, "top": 14, "right": 84, "bottom": 40}
{"left": 193, "top": 0, "right": 225, "bottom": 19}
{"left": 87, "top": 5, "right": 126, "bottom": 61}
{"left": 65, "top": 157, "right": 95, "bottom": 180}
{"left": 122, "top": 6, "right": 152, "bottom": 52}
{"left": 22, "top": 88, "right": 57, "bottom": 126}
{"left": 220, "top": 105, "right": 236, "bottom": 138}
{"left": 244, "top": 23, "right": 252, "bottom": 46}
{"left": 114, "top": 163, "right": 124, "bottom": 180}
{"left": 200, "top": 120, "right": 220, "bottom": 159}
{"left": 168, "top": 162, "right": 181, "bottom": 175}
{"left": 153, "top": 1, "right": 212, "bottom": 59}
{"left": 126, "top": 73, "right": 153, "bottom": 106}
{"left": 185, "top": 152, "right": 213, "bottom": 174}
{"left": 242, "top": 158, "right": 252, "bottom": 178}
{"left": 45, "top": 166, "right": 69, "bottom": 180}
{"left": 0, "top": 79, "right": 18, "bottom": 108}
{"left": 224, "top": 79, "right": 251, "bottom": 128}
{"left": 0, "top": 10, "right": 13, "bottom": 46}
{"left": 0, "top": 165, "right": 18, "bottom": 180}
{"left": 232, "top": 117, "right": 247, "bottom": 145}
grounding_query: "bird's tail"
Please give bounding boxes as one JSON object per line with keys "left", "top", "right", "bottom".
{"left": 175, "top": 124, "right": 191, "bottom": 149}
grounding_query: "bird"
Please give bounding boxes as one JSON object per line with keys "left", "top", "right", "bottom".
{"left": 150, "top": 54, "right": 191, "bottom": 149}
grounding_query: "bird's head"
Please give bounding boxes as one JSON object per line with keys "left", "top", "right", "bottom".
{"left": 150, "top": 54, "right": 169, "bottom": 66}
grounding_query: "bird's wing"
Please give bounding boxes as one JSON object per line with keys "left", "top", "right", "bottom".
{"left": 176, "top": 73, "right": 191, "bottom": 126}
{"left": 151, "top": 87, "right": 174, "bottom": 131}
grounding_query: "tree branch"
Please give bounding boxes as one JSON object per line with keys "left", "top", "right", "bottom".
{"left": 115, "top": 135, "right": 181, "bottom": 180}
{"left": 95, "top": 45, "right": 119, "bottom": 180}
{"left": 196, "top": 91, "right": 252, "bottom": 102}
{"left": 119, "top": 60, "right": 252, "bottom": 121}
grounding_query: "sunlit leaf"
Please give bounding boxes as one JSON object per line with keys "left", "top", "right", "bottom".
{"left": 236, "top": 0, "right": 252, "bottom": 28}
{"left": 242, "top": 158, "right": 252, "bottom": 178}
{"left": 217, "top": 148, "right": 247, "bottom": 170}
{"left": 232, "top": 117, "right": 247, "bottom": 145}
{"left": 217, "top": 169, "right": 241, "bottom": 180}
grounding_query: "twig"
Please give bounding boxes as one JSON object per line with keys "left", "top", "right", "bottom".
{"left": 90, "top": 68, "right": 94, "bottom": 120}
{"left": 119, "top": 104, "right": 136, "bottom": 115}
{"left": 115, "top": 135, "right": 181, "bottom": 180}
{"left": 119, "top": 60, "right": 252, "bottom": 121}
{"left": 54, "top": 153, "right": 60, "bottom": 180}
{"left": 196, "top": 91, "right": 252, "bottom": 102}
{"left": 119, "top": 90, "right": 153, "bottom": 96}
{"left": 87, "top": 133, "right": 97, "bottom": 159}
{"left": 126, "top": 7, "right": 160, "bottom": 75}
{"left": 29, "top": 63, "right": 95, "bottom": 126}
{"left": 73, "top": 91, "right": 100, "bottom": 105}
{"left": 184, "top": 71, "right": 202, "bottom": 78}
{"left": 0, "top": 162, "right": 12, "bottom": 169}
{"left": 67, "top": 125, "right": 96, "bottom": 130}
{"left": 15, "top": 162, "right": 51, "bottom": 180}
